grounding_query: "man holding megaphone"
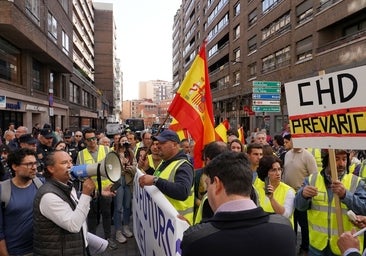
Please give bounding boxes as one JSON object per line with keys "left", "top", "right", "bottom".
{"left": 76, "top": 128, "right": 120, "bottom": 250}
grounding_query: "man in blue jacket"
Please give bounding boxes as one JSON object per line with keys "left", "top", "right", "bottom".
{"left": 138, "top": 129, "right": 195, "bottom": 224}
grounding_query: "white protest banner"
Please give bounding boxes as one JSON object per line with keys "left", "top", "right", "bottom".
{"left": 285, "top": 65, "right": 366, "bottom": 149}
{"left": 133, "top": 169, "right": 190, "bottom": 256}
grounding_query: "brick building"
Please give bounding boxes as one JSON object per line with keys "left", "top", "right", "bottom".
{"left": 172, "top": 0, "right": 366, "bottom": 135}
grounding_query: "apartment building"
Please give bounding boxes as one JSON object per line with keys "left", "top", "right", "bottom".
{"left": 139, "top": 80, "right": 173, "bottom": 103}
{"left": 0, "top": 0, "right": 73, "bottom": 131}
{"left": 172, "top": 0, "right": 366, "bottom": 134}
{"left": 0, "top": 0, "right": 118, "bottom": 133}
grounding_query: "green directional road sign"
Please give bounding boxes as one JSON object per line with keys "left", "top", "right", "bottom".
{"left": 252, "top": 87, "right": 281, "bottom": 94}
{"left": 252, "top": 81, "right": 281, "bottom": 87}
{"left": 252, "top": 106, "right": 281, "bottom": 112}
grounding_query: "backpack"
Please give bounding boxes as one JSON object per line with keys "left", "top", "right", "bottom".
{"left": 0, "top": 177, "right": 43, "bottom": 208}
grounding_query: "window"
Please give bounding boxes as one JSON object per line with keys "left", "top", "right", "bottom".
{"left": 62, "top": 30, "right": 69, "bottom": 54}
{"left": 262, "top": 0, "right": 280, "bottom": 13}
{"left": 50, "top": 72, "right": 54, "bottom": 93}
{"left": 60, "top": 0, "right": 69, "bottom": 13}
{"left": 47, "top": 12, "right": 57, "bottom": 42}
{"left": 69, "top": 82, "right": 80, "bottom": 104}
{"left": 275, "top": 46, "right": 290, "bottom": 67}
{"left": 248, "top": 62, "right": 257, "bottom": 78}
{"left": 217, "top": 76, "right": 229, "bottom": 90}
{"left": 207, "top": 13, "right": 229, "bottom": 41}
{"left": 234, "top": 48, "right": 240, "bottom": 62}
{"left": 51, "top": 72, "right": 61, "bottom": 97}
{"left": 61, "top": 75, "right": 67, "bottom": 100}
{"left": 296, "top": 0, "right": 313, "bottom": 24}
{"left": 248, "top": 35, "right": 257, "bottom": 53}
{"left": 32, "top": 59, "right": 43, "bottom": 91}
{"left": 262, "top": 12, "right": 290, "bottom": 42}
{"left": 343, "top": 19, "right": 366, "bottom": 36}
{"left": 248, "top": 9, "right": 257, "bottom": 27}
{"left": 26, "top": 0, "right": 40, "bottom": 24}
{"left": 234, "top": 2, "right": 240, "bottom": 16}
{"left": 234, "top": 25, "right": 240, "bottom": 40}
{"left": 296, "top": 36, "right": 313, "bottom": 62}
{"left": 234, "top": 71, "right": 240, "bottom": 84}
{"left": 0, "top": 38, "right": 20, "bottom": 83}
{"left": 207, "top": 0, "right": 229, "bottom": 25}
{"left": 262, "top": 46, "right": 290, "bottom": 73}
{"left": 82, "top": 90, "right": 88, "bottom": 107}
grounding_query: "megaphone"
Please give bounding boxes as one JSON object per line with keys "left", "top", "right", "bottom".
{"left": 70, "top": 151, "right": 122, "bottom": 182}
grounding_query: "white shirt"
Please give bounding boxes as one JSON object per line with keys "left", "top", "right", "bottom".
{"left": 39, "top": 187, "right": 91, "bottom": 246}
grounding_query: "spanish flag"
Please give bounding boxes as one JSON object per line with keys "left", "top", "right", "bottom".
{"left": 238, "top": 126, "right": 245, "bottom": 144}
{"left": 168, "top": 41, "right": 215, "bottom": 168}
{"left": 215, "top": 119, "right": 230, "bottom": 143}
{"left": 169, "top": 117, "right": 189, "bottom": 141}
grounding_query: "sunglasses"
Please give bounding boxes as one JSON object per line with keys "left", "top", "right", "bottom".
{"left": 86, "top": 137, "right": 97, "bottom": 142}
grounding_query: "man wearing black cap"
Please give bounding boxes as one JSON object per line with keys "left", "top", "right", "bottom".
{"left": 138, "top": 129, "right": 195, "bottom": 224}
{"left": 19, "top": 133, "right": 38, "bottom": 152}
{"left": 36, "top": 128, "right": 54, "bottom": 163}
{"left": 19, "top": 134, "right": 43, "bottom": 177}
{"left": 7, "top": 126, "right": 28, "bottom": 152}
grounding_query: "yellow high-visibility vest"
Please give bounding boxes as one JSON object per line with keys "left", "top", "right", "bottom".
{"left": 77, "top": 145, "right": 112, "bottom": 188}
{"left": 307, "top": 172, "right": 362, "bottom": 254}
{"left": 154, "top": 159, "right": 194, "bottom": 225}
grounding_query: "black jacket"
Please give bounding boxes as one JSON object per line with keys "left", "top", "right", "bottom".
{"left": 181, "top": 207, "right": 296, "bottom": 256}
{"left": 155, "top": 150, "right": 193, "bottom": 201}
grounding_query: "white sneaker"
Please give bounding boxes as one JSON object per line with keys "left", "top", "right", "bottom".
{"left": 122, "top": 225, "right": 133, "bottom": 238}
{"left": 115, "top": 230, "right": 127, "bottom": 244}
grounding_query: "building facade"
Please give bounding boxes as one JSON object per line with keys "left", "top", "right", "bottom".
{"left": 0, "top": 0, "right": 73, "bottom": 132}
{"left": 172, "top": 0, "right": 366, "bottom": 135}
{"left": 0, "top": 0, "right": 119, "bottom": 133}
{"left": 139, "top": 80, "right": 173, "bottom": 103}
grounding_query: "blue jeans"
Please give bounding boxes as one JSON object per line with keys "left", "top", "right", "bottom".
{"left": 113, "top": 176, "right": 132, "bottom": 230}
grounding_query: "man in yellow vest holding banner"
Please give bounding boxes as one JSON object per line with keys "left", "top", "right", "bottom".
{"left": 138, "top": 129, "right": 195, "bottom": 225}
{"left": 295, "top": 149, "right": 366, "bottom": 255}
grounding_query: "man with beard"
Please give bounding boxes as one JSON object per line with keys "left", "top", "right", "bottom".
{"left": 295, "top": 149, "right": 366, "bottom": 256}
{"left": 0, "top": 148, "right": 43, "bottom": 255}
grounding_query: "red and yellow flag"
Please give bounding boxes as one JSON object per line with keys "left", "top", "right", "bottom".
{"left": 215, "top": 119, "right": 230, "bottom": 143}
{"left": 169, "top": 117, "right": 189, "bottom": 141}
{"left": 168, "top": 42, "right": 215, "bottom": 168}
{"left": 238, "top": 126, "right": 245, "bottom": 145}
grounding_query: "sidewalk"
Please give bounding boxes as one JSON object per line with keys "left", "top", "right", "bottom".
{"left": 95, "top": 223, "right": 141, "bottom": 256}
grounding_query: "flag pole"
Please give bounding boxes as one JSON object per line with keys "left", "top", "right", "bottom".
{"left": 156, "top": 113, "right": 170, "bottom": 135}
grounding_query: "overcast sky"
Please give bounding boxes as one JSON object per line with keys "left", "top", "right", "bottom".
{"left": 94, "top": 0, "right": 181, "bottom": 100}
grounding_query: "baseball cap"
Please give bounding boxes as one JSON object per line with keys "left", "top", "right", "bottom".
{"left": 152, "top": 129, "right": 180, "bottom": 143}
{"left": 40, "top": 128, "right": 53, "bottom": 139}
{"left": 19, "top": 133, "right": 38, "bottom": 144}
{"left": 64, "top": 131, "right": 73, "bottom": 138}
